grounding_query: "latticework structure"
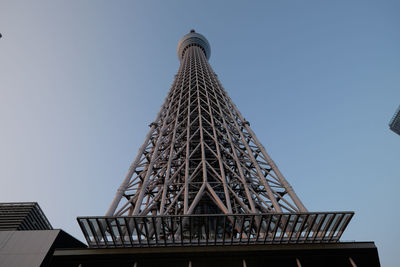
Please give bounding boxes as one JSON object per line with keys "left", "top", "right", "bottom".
{"left": 78, "top": 30, "right": 353, "bottom": 248}
{"left": 107, "top": 30, "right": 307, "bottom": 217}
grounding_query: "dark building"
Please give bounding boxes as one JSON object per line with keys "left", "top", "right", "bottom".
{"left": 0, "top": 202, "right": 52, "bottom": 231}
{"left": 0, "top": 202, "right": 85, "bottom": 267}
{"left": 51, "top": 242, "right": 380, "bottom": 267}
{"left": 389, "top": 104, "right": 400, "bottom": 135}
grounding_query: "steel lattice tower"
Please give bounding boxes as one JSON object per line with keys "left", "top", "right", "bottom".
{"left": 106, "top": 30, "right": 306, "bottom": 217}
{"left": 78, "top": 30, "right": 353, "bottom": 248}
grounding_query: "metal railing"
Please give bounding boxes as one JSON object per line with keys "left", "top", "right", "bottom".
{"left": 77, "top": 212, "right": 353, "bottom": 248}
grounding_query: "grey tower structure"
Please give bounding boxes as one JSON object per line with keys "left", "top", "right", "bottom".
{"left": 70, "top": 30, "right": 381, "bottom": 267}
{"left": 78, "top": 30, "right": 354, "bottom": 249}
{"left": 106, "top": 29, "right": 308, "bottom": 218}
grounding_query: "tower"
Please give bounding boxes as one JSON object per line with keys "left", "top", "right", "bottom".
{"left": 106, "top": 29, "right": 308, "bottom": 218}
{"left": 79, "top": 30, "right": 353, "bottom": 247}
{"left": 72, "top": 31, "right": 380, "bottom": 267}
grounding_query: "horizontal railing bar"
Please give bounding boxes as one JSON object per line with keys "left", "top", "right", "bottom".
{"left": 78, "top": 211, "right": 354, "bottom": 220}
{"left": 77, "top": 211, "right": 354, "bottom": 248}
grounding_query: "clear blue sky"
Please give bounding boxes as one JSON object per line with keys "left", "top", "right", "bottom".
{"left": 1, "top": 1, "right": 399, "bottom": 265}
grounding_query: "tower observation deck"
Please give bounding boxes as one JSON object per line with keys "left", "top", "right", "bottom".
{"left": 78, "top": 30, "right": 354, "bottom": 249}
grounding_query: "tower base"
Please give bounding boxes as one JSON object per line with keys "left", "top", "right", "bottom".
{"left": 50, "top": 242, "right": 380, "bottom": 267}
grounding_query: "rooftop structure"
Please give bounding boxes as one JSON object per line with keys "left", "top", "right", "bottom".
{"left": 389, "top": 104, "right": 400, "bottom": 135}
{"left": 0, "top": 202, "right": 85, "bottom": 267}
{"left": 0, "top": 202, "right": 52, "bottom": 231}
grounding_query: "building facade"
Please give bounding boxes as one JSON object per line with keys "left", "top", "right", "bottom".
{"left": 0, "top": 202, "right": 85, "bottom": 267}
{"left": 389, "top": 104, "right": 400, "bottom": 135}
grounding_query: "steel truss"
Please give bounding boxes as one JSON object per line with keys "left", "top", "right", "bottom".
{"left": 83, "top": 31, "right": 353, "bottom": 248}
{"left": 107, "top": 44, "right": 307, "bottom": 217}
